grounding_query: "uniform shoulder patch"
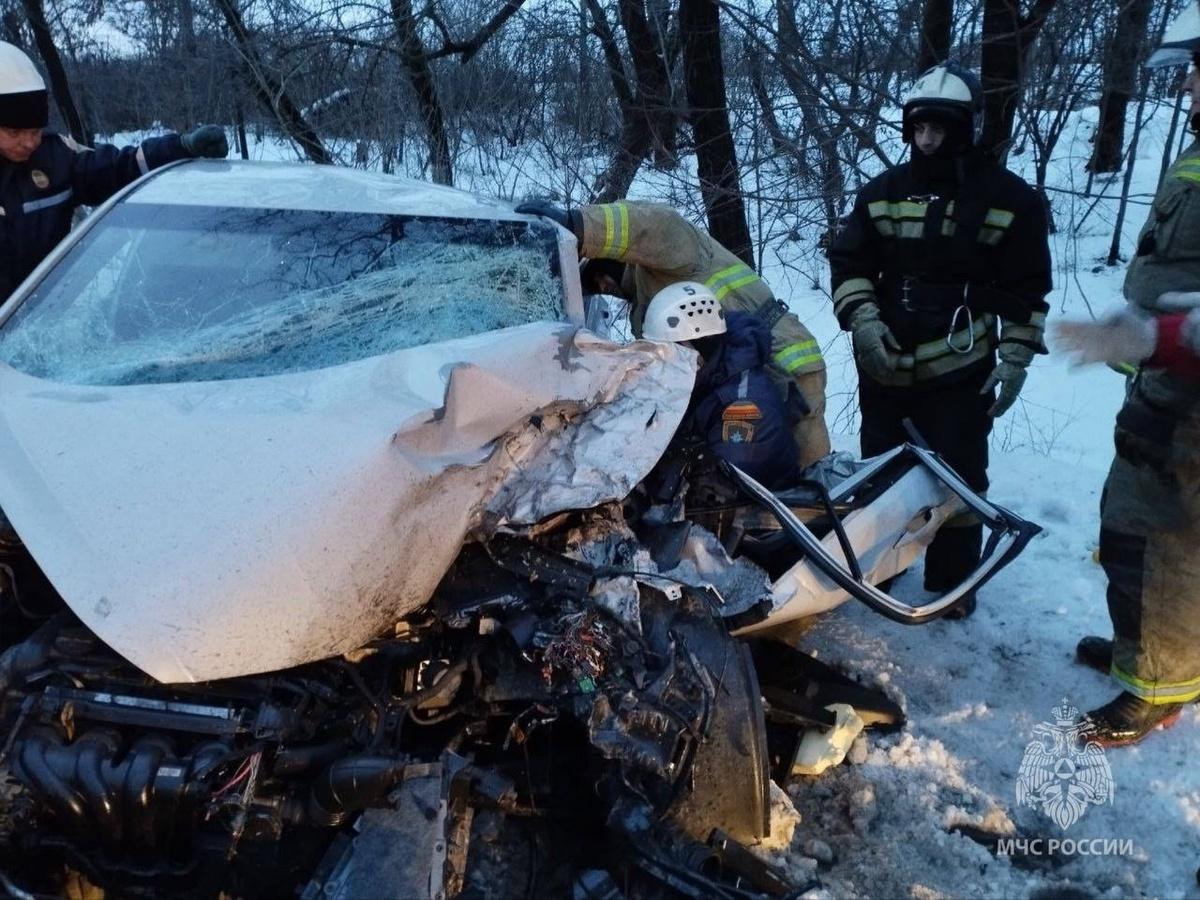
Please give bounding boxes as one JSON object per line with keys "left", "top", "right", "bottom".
{"left": 30, "top": 169, "right": 48, "bottom": 189}
{"left": 722, "top": 400, "right": 762, "bottom": 443}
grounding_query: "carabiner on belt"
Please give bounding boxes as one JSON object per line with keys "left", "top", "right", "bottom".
{"left": 946, "top": 288, "right": 975, "bottom": 355}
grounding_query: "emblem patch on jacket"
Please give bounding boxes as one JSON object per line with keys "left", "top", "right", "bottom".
{"left": 30, "top": 170, "right": 49, "bottom": 190}
{"left": 722, "top": 401, "right": 762, "bottom": 443}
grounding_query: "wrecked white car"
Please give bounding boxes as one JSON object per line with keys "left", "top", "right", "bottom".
{"left": 0, "top": 160, "right": 1038, "bottom": 898}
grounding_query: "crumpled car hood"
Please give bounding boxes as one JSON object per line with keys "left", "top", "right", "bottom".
{"left": 0, "top": 323, "right": 694, "bottom": 682}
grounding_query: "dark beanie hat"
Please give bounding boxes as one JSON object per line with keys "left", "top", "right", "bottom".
{"left": 0, "top": 90, "right": 48, "bottom": 128}
{"left": 0, "top": 42, "right": 48, "bottom": 129}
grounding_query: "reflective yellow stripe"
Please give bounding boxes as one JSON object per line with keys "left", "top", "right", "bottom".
{"left": 868, "top": 200, "right": 928, "bottom": 220}
{"left": 872, "top": 219, "right": 924, "bottom": 238}
{"left": 1111, "top": 664, "right": 1200, "bottom": 703}
{"left": 984, "top": 208, "right": 1015, "bottom": 229}
{"left": 833, "top": 277, "right": 875, "bottom": 305}
{"left": 705, "top": 262, "right": 761, "bottom": 300}
{"left": 978, "top": 226, "right": 1006, "bottom": 246}
{"left": 599, "top": 202, "right": 629, "bottom": 258}
{"left": 1174, "top": 169, "right": 1200, "bottom": 184}
{"left": 773, "top": 339, "right": 823, "bottom": 373}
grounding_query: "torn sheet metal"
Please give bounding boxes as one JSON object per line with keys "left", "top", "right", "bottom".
{"left": 738, "top": 465, "right": 962, "bottom": 633}
{"left": 0, "top": 323, "right": 694, "bottom": 683}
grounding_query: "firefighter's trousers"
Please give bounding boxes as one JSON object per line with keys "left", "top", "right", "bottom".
{"left": 1099, "top": 369, "right": 1200, "bottom": 704}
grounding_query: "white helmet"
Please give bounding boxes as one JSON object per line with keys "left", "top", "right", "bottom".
{"left": 0, "top": 42, "right": 47, "bottom": 128}
{"left": 1149, "top": 1, "right": 1200, "bottom": 68}
{"left": 902, "top": 63, "right": 983, "bottom": 147}
{"left": 643, "top": 281, "right": 726, "bottom": 342}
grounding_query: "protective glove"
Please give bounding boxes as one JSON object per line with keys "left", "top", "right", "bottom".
{"left": 1051, "top": 307, "right": 1157, "bottom": 368}
{"left": 981, "top": 337, "right": 1037, "bottom": 417}
{"left": 980, "top": 361, "right": 1027, "bottom": 417}
{"left": 181, "top": 125, "right": 229, "bottom": 159}
{"left": 848, "top": 302, "right": 901, "bottom": 383}
{"left": 514, "top": 199, "right": 581, "bottom": 238}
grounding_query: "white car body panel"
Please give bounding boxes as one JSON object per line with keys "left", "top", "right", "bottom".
{"left": 0, "top": 323, "right": 693, "bottom": 682}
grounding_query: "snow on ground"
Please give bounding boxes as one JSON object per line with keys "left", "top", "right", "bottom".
{"left": 768, "top": 107, "right": 1200, "bottom": 898}
{"left": 103, "top": 98, "right": 1200, "bottom": 897}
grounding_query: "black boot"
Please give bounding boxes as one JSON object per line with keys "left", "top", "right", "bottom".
{"left": 1075, "top": 636, "right": 1113, "bottom": 674}
{"left": 1084, "top": 691, "right": 1184, "bottom": 747}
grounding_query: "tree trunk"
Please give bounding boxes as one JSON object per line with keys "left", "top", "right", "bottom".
{"left": 917, "top": 0, "right": 954, "bottom": 72}
{"left": 211, "top": 0, "right": 331, "bottom": 164}
{"left": 618, "top": 0, "right": 677, "bottom": 166}
{"left": 775, "top": 0, "right": 845, "bottom": 230}
{"left": 586, "top": 0, "right": 649, "bottom": 200}
{"left": 980, "top": 0, "right": 1057, "bottom": 163}
{"left": 679, "top": 0, "right": 752, "bottom": 266}
{"left": 20, "top": 0, "right": 88, "bottom": 144}
{"left": 1089, "top": 0, "right": 1154, "bottom": 173}
{"left": 234, "top": 103, "right": 249, "bottom": 160}
{"left": 390, "top": 0, "right": 453, "bottom": 185}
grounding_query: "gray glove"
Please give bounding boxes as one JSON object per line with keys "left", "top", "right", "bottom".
{"left": 849, "top": 302, "right": 901, "bottom": 383}
{"left": 515, "top": 199, "right": 582, "bottom": 238}
{"left": 181, "top": 125, "right": 229, "bottom": 159}
{"left": 981, "top": 343, "right": 1035, "bottom": 417}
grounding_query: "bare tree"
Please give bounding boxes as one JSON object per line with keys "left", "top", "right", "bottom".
{"left": 1089, "top": 0, "right": 1153, "bottom": 173}
{"left": 680, "top": 0, "right": 751, "bottom": 263}
{"left": 20, "top": 0, "right": 88, "bottom": 143}
{"left": 390, "top": 0, "right": 453, "bottom": 184}
{"left": 979, "top": 0, "right": 1057, "bottom": 162}
{"left": 587, "top": 0, "right": 681, "bottom": 201}
{"left": 918, "top": 0, "right": 954, "bottom": 71}
{"left": 211, "top": 0, "right": 331, "bottom": 163}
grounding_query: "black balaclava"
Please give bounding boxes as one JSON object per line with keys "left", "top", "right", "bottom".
{"left": 907, "top": 106, "right": 974, "bottom": 189}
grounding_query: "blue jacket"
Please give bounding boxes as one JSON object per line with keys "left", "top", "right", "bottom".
{"left": 690, "top": 312, "right": 801, "bottom": 488}
{"left": 0, "top": 131, "right": 189, "bottom": 301}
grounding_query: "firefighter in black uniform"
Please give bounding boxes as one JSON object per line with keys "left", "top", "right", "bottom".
{"left": 829, "top": 63, "right": 1051, "bottom": 618}
{"left": 0, "top": 41, "right": 229, "bottom": 302}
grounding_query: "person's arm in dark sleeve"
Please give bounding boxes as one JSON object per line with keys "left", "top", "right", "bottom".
{"left": 828, "top": 189, "right": 882, "bottom": 330}
{"left": 993, "top": 188, "right": 1052, "bottom": 358}
{"left": 65, "top": 132, "right": 189, "bottom": 207}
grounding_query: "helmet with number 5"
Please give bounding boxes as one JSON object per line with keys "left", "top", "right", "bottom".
{"left": 643, "top": 281, "right": 726, "bottom": 342}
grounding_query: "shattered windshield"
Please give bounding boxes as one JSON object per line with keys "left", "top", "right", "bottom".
{"left": 0, "top": 204, "right": 565, "bottom": 385}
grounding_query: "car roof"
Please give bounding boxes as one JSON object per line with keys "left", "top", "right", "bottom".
{"left": 127, "top": 159, "right": 526, "bottom": 220}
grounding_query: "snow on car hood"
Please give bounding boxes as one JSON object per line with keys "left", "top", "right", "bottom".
{"left": 0, "top": 323, "right": 694, "bottom": 682}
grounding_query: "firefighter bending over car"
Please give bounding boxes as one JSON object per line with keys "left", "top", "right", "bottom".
{"left": 828, "top": 62, "right": 1052, "bottom": 619}
{"left": 1048, "top": 5, "right": 1200, "bottom": 747}
{"left": 0, "top": 41, "right": 229, "bottom": 303}
{"left": 516, "top": 198, "right": 831, "bottom": 471}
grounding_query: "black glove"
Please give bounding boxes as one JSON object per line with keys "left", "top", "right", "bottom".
{"left": 181, "top": 125, "right": 230, "bottom": 159}
{"left": 515, "top": 200, "right": 581, "bottom": 238}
